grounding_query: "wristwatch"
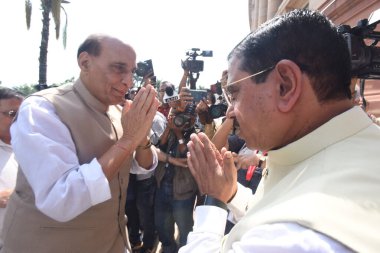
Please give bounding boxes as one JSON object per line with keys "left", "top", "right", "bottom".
{"left": 203, "top": 195, "right": 228, "bottom": 211}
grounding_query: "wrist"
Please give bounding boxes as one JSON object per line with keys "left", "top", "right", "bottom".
{"left": 227, "top": 187, "right": 237, "bottom": 203}
{"left": 114, "top": 139, "right": 134, "bottom": 154}
{"left": 203, "top": 195, "right": 228, "bottom": 211}
{"left": 137, "top": 138, "right": 152, "bottom": 150}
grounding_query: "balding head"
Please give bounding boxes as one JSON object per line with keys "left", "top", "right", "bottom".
{"left": 77, "top": 34, "right": 137, "bottom": 106}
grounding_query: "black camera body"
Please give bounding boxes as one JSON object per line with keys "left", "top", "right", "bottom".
{"left": 135, "top": 59, "right": 154, "bottom": 77}
{"left": 209, "top": 103, "right": 228, "bottom": 119}
{"left": 173, "top": 113, "right": 192, "bottom": 128}
{"left": 173, "top": 103, "right": 196, "bottom": 128}
{"left": 182, "top": 48, "right": 213, "bottom": 73}
{"left": 338, "top": 18, "right": 380, "bottom": 79}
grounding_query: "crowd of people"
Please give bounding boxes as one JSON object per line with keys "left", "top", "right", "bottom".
{"left": 0, "top": 8, "right": 380, "bottom": 253}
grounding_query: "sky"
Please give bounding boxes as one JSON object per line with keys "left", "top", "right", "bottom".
{"left": 0, "top": 0, "right": 250, "bottom": 89}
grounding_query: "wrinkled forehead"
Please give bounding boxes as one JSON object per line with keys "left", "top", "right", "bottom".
{"left": 100, "top": 38, "right": 136, "bottom": 62}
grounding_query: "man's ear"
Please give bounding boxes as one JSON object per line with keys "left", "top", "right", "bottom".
{"left": 77, "top": 52, "right": 91, "bottom": 72}
{"left": 275, "top": 59, "right": 303, "bottom": 112}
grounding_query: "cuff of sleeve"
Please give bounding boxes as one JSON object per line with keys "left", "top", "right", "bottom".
{"left": 83, "top": 158, "right": 111, "bottom": 205}
{"left": 131, "top": 148, "right": 158, "bottom": 174}
{"left": 194, "top": 205, "right": 227, "bottom": 235}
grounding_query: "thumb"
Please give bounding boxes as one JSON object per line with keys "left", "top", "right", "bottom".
{"left": 123, "top": 100, "right": 132, "bottom": 113}
{"left": 223, "top": 151, "right": 235, "bottom": 170}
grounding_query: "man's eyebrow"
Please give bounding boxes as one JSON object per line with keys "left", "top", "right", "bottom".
{"left": 226, "top": 83, "right": 239, "bottom": 93}
{"left": 112, "top": 62, "right": 126, "bottom": 67}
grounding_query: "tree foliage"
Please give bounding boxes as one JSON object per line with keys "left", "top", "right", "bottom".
{"left": 5, "top": 76, "right": 75, "bottom": 96}
{"left": 24, "top": 0, "right": 70, "bottom": 89}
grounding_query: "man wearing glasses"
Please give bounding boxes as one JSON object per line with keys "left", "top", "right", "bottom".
{"left": 0, "top": 88, "right": 23, "bottom": 240}
{"left": 180, "top": 9, "right": 380, "bottom": 253}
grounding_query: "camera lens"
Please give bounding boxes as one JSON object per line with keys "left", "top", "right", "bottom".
{"left": 174, "top": 115, "right": 185, "bottom": 127}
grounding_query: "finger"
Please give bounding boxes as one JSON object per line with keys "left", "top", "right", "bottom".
{"left": 145, "top": 97, "right": 159, "bottom": 122}
{"left": 223, "top": 150, "right": 237, "bottom": 184}
{"left": 122, "top": 100, "right": 132, "bottom": 114}
{"left": 133, "top": 85, "right": 156, "bottom": 113}
{"left": 140, "top": 86, "right": 157, "bottom": 114}
{"left": 201, "top": 98, "right": 209, "bottom": 107}
{"left": 188, "top": 133, "right": 210, "bottom": 193}
{"left": 189, "top": 134, "right": 207, "bottom": 169}
{"left": 131, "top": 86, "right": 147, "bottom": 108}
{"left": 187, "top": 145, "right": 205, "bottom": 194}
{"left": 198, "top": 133, "right": 220, "bottom": 166}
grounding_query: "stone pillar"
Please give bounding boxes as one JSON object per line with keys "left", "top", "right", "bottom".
{"left": 257, "top": 0, "right": 268, "bottom": 26}
{"left": 252, "top": 0, "right": 260, "bottom": 30}
{"left": 249, "top": 0, "right": 255, "bottom": 31}
{"left": 267, "top": 0, "right": 282, "bottom": 20}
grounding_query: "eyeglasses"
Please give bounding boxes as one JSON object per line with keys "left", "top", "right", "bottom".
{"left": 223, "top": 65, "right": 275, "bottom": 106}
{"left": 1, "top": 110, "right": 17, "bottom": 118}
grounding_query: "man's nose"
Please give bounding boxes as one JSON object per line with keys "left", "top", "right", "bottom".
{"left": 226, "top": 104, "right": 235, "bottom": 118}
{"left": 121, "top": 73, "right": 133, "bottom": 89}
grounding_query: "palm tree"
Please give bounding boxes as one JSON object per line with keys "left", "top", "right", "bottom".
{"left": 25, "top": 0, "right": 70, "bottom": 90}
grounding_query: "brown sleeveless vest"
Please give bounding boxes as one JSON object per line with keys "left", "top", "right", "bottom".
{"left": 2, "top": 80, "right": 131, "bottom": 253}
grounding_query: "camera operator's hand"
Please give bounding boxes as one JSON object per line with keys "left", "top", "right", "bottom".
{"left": 181, "top": 59, "right": 190, "bottom": 72}
{"left": 232, "top": 149, "right": 259, "bottom": 170}
{"left": 178, "top": 87, "right": 194, "bottom": 112}
{"left": 141, "top": 75, "right": 156, "bottom": 88}
{"left": 196, "top": 98, "right": 212, "bottom": 125}
{"left": 169, "top": 157, "right": 188, "bottom": 168}
{"left": 119, "top": 85, "right": 159, "bottom": 149}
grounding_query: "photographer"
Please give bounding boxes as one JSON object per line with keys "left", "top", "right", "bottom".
{"left": 154, "top": 104, "right": 198, "bottom": 253}
{"left": 157, "top": 81, "right": 175, "bottom": 119}
{"left": 194, "top": 71, "right": 229, "bottom": 139}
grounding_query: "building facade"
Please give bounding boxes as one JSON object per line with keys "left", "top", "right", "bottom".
{"left": 248, "top": 0, "right": 380, "bottom": 117}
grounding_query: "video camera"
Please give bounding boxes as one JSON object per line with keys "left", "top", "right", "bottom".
{"left": 182, "top": 48, "right": 213, "bottom": 73}
{"left": 338, "top": 10, "right": 380, "bottom": 79}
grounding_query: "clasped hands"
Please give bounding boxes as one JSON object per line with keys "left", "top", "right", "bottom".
{"left": 120, "top": 85, "right": 159, "bottom": 149}
{"left": 187, "top": 132, "right": 237, "bottom": 203}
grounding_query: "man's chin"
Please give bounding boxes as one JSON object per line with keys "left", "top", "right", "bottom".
{"left": 110, "top": 96, "right": 126, "bottom": 106}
